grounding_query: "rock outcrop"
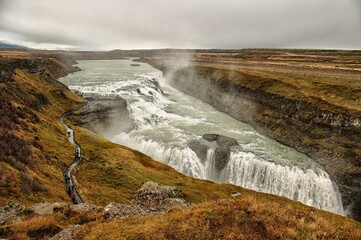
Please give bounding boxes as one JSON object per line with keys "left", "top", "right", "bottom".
{"left": 188, "top": 140, "right": 208, "bottom": 163}
{"left": 31, "top": 202, "right": 67, "bottom": 215}
{"left": 133, "top": 181, "right": 189, "bottom": 211}
{"left": 103, "top": 182, "right": 189, "bottom": 220}
{"left": 70, "top": 203, "right": 100, "bottom": 213}
{"left": 189, "top": 134, "right": 239, "bottom": 171}
{"left": 0, "top": 201, "right": 24, "bottom": 225}
{"left": 76, "top": 94, "right": 135, "bottom": 139}
{"left": 203, "top": 134, "right": 238, "bottom": 171}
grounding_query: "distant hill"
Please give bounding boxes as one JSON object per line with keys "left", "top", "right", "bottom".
{"left": 0, "top": 41, "right": 30, "bottom": 50}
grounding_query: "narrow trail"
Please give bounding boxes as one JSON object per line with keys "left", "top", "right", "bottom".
{"left": 60, "top": 111, "right": 84, "bottom": 204}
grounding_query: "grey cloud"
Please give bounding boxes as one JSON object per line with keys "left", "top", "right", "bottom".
{"left": 0, "top": 0, "right": 360, "bottom": 49}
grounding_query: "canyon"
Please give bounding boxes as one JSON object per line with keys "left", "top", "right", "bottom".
{"left": 1, "top": 49, "right": 360, "bottom": 239}
{"left": 146, "top": 49, "right": 361, "bottom": 220}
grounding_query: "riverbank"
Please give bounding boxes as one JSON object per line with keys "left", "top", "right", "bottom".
{"left": 145, "top": 49, "right": 361, "bottom": 220}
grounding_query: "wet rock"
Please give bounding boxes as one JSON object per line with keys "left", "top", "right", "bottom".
{"left": 214, "top": 146, "right": 231, "bottom": 170}
{"left": 78, "top": 95, "right": 135, "bottom": 138}
{"left": 50, "top": 224, "right": 81, "bottom": 240}
{"left": 201, "top": 134, "right": 237, "bottom": 170}
{"left": 216, "top": 135, "right": 238, "bottom": 147}
{"left": 202, "top": 134, "right": 219, "bottom": 142}
{"left": 31, "top": 202, "right": 68, "bottom": 215}
{"left": 202, "top": 134, "right": 238, "bottom": 147}
{"left": 188, "top": 140, "right": 209, "bottom": 163}
{"left": 0, "top": 201, "right": 25, "bottom": 225}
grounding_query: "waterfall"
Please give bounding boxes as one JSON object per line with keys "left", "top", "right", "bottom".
{"left": 220, "top": 152, "right": 344, "bottom": 214}
{"left": 114, "top": 133, "right": 343, "bottom": 214}
{"left": 205, "top": 149, "right": 217, "bottom": 180}
{"left": 60, "top": 59, "right": 345, "bottom": 216}
{"left": 114, "top": 133, "right": 205, "bottom": 179}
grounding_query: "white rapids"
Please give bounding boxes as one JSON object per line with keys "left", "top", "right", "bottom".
{"left": 60, "top": 59, "right": 344, "bottom": 215}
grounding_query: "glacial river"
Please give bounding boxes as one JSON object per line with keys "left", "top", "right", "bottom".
{"left": 60, "top": 59, "right": 344, "bottom": 214}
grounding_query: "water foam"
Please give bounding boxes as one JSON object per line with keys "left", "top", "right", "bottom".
{"left": 60, "top": 59, "right": 344, "bottom": 215}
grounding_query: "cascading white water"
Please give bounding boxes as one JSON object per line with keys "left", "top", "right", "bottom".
{"left": 60, "top": 59, "right": 344, "bottom": 215}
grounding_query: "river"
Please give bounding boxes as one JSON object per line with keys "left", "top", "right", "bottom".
{"left": 60, "top": 59, "right": 344, "bottom": 214}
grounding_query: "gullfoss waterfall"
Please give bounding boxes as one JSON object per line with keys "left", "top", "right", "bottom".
{"left": 60, "top": 60, "right": 344, "bottom": 214}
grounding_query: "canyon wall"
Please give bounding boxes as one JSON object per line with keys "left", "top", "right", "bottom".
{"left": 149, "top": 62, "right": 361, "bottom": 221}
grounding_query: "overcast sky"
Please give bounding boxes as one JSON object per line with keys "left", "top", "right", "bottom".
{"left": 0, "top": 0, "right": 360, "bottom": 50}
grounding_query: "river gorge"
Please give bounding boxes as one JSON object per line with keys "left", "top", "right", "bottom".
{"left": 60, "top": 59, "right": 344, "bottom": 215}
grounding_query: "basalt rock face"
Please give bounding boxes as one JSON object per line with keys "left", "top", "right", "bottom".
{"left": 189, "top": 134, "right": 238, "bottom": 171}
{"left": 203, "top": 134, "right": 239, "bottom": 148}
{"left": 157, "top": 65, "right": 361, "bottom": 221}
{"left": 188, "top": 140, "right": 208, "bottom": 163}
{"left": 76, "top": 94, "right": 135, "bottom": 139}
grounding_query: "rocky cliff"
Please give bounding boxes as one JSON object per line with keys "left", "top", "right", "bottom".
{"left": 146, "top": 50, "right": 361, "bottom": 221}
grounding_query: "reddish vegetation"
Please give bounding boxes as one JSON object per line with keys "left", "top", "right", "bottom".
{"left": 0, "top": 51, "right": 82, "bottom": 203}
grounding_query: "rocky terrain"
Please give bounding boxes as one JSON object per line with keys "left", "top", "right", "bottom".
{"left": 0, "top": 182, "right": 189, "bottom": 239}
{"left": 146, "top": 49, "right": 361, "bottom": 221}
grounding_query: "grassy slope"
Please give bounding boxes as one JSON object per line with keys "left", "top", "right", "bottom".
{"left": 1, "top": 50, "right": 361, "bottom": 239}
{"left": 70, "top": 126, "right": 250, "bottom": 205}
{"left": 0, "top": 51, "right": 84, "bottom": 204}
{"left": 76, "top": 196, "right": 361, "bottom": 240}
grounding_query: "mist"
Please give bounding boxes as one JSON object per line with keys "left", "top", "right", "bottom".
{"left": 1, "top": 0, "right": 361, "bottom": 50}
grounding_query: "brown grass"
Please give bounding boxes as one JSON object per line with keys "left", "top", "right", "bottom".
{"left": 5, "top": 216, "right": 62, "bottom": 239}
{"left": 75, "top": 197, "right": 361, "bottom": 240}
{"left": 0, "top": 52, "right": 84, "bottom": 204}
{"left": 1, "top": 50, "right": 361, "bottom": 239}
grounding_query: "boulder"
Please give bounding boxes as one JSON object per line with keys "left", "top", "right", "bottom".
{"left": 188, "top": 140, "right": 209, "bottom": 163}
{"left": 70, "top": 203, "right": 100, "bottom": 213}
{"left": 201, "top": 134, "right": 237, "bottom": 170}
{"left": 214, "top": 146, "right": 231, "bottom": 170}
{"left": 132, "top": 182, "right": 189, "bottom": 212}
{"left": 103, "top": 182, "right": 189, "bottom": 220}
{"left": 0, "top": 201, "right": 25, "bottom": 225}
{"left": 216, "top": 135, "right": 238, "bottom": 148}
{"left": 202, "top": 134, "right": 238, "bottom": 147}
{"left": 103, "top": 203, "right": 150, "bottom": 220}
{"left": 31, "top": 202, "right": 68, "bottom": 215}
{"left": 202, "top": 134, "right": 219, "bottom": 142}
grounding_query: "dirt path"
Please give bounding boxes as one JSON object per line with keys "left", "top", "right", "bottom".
{"left": 60, "top": 111, "right": 84, "bottom": 204}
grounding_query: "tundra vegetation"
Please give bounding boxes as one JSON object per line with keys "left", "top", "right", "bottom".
{"left": 0, "top": 50, "right": 360, "bottom": 239}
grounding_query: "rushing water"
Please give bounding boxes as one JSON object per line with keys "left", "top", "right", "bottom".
{"left": 60, "top": 59, "right": 344, "bottom": 214}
